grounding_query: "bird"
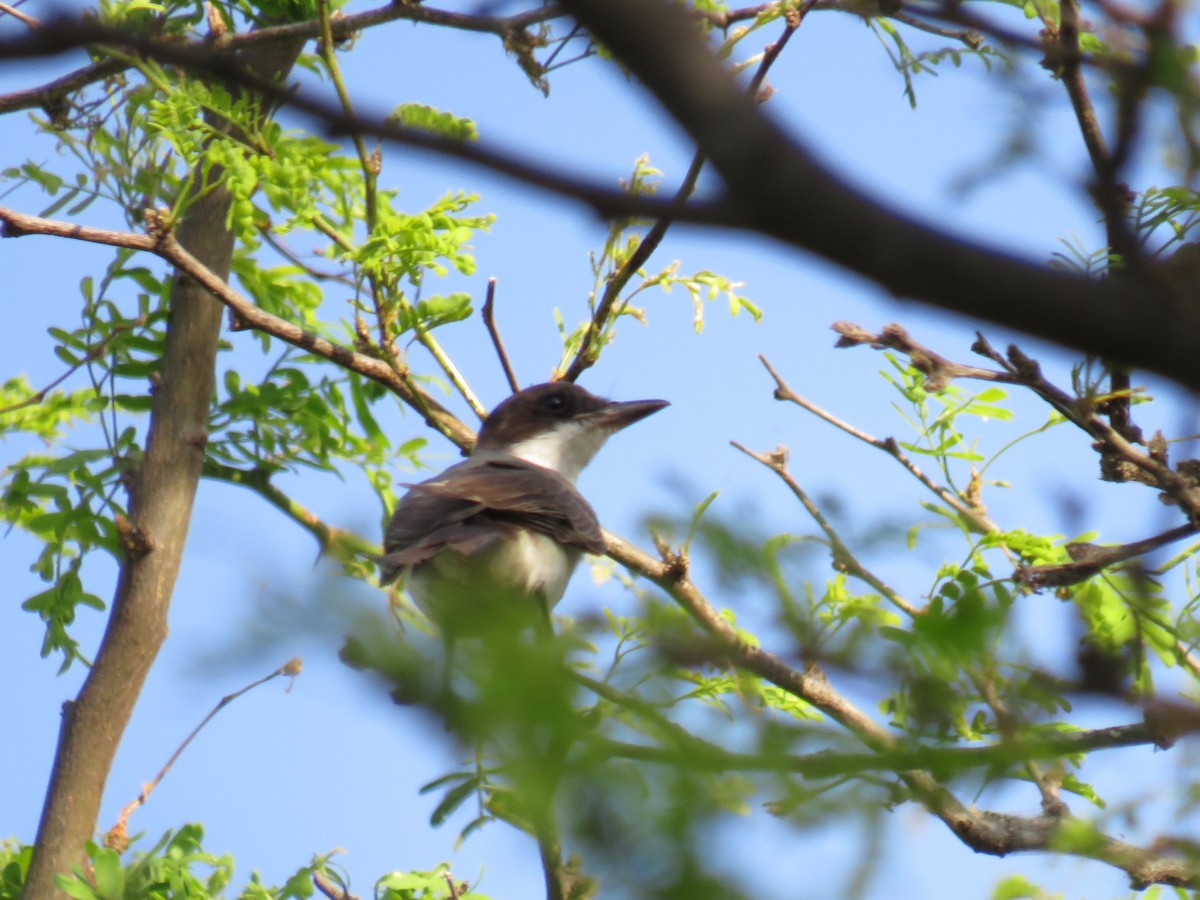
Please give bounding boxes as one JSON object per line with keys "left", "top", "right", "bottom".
{"left": 379, "top": 382, "right": 668, "bottom": 634}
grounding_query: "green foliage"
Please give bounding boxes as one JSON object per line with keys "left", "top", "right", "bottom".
{"left": 869, "top": 18, "right": 1005, "bottom": 109}
{"left": 0, "top": 260, "right": 169, "bottom": 668}
{"left": 389, "top": 104, "right": 480, "bottom": 142}
{"left": 31, "top": 826, "right": 335, "bottom": 900}
{"left": 554, "top": 155, "right": 758, "bottom": 372}
{"left": 3, "top": 55, "right": 493, "bottom": 658}
{"left": 378, "top": 866, "right": 492, "bottom": 900}
{"left": 990, "top": 874, "right": 1062, "bottom": 900}
{"left": 0, "top": 841, "right": 31, "bottom": 900}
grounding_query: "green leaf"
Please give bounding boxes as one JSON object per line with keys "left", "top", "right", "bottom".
{"left": 390, "top": 103, "right": 479, "bottom": 141}
{"left": 429, "top": 776, "right": 479, "bottom": 827}
{"left": 90, "top": 847, "right": 125, "bottom": 900}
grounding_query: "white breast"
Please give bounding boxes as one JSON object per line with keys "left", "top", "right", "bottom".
{"left": 406, "top": 530, "right": 581, "bottom": 631}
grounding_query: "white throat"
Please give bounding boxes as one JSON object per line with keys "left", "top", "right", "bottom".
{"left": 496, "top": 421, "right": 610, "bottom": 483}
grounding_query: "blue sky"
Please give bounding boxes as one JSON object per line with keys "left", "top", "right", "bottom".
{"left": 2, "top": 2, "right": 1198, "bottom": 898}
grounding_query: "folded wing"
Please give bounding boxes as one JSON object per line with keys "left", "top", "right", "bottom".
{"left": 379, "top": 457, "right": 605, "bottom": 584}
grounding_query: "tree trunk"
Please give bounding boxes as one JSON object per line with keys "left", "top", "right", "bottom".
{"left": 23, "top": 36, "right": 305, "bottom": 900}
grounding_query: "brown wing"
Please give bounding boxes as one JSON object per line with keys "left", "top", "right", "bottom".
{"left": 379, "top": 457, "right": 604, "bottom": 584}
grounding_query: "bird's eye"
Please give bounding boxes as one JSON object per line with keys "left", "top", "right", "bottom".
{"left": 542, "top": 393, "right": 567, "bottom": 412}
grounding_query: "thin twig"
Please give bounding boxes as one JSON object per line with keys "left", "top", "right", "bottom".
{"left": 730, "top": 441, "right": 923, "bottom": 617}
{"left": 588, "top": 711, "right": 1190, "bottom": 777}
{"left": 482, "top": 277, "right": 520, "bottom": 394}
{"left": 259, "top": 226, "right": 353, "bottom": 285}
{"left": 408, "top": 304, "right": 487, "bottom": 419}
{"left": 1016, "top": 523, "right": 1200, "bottom": 589}
{"left": 104, "top": 659, "right": 303, "bottom": 849}
{"left": 1057, "top": 0, "right": 1143, "bottom": 443}
{"left": 313, "top": 870, "right": 361, "bottom": 900}
{"left": 0, "top": 323, "right": 136, "bottom": 417}
{"left": 558, "top": 9, "right": 806, "bottom": 382}
{"left": 0, "top": 1, "right": 39, "bottom": 28}
{"left": 758, "top": 354, "right": 999, "bottom": 534}
{"left": 973, "top": 670, "right": 1068, "bottom": 817}
{"left": 203, "top": 461, "right": 380, "bottom": 561}
{"left": 316, "top": 0, "right": 386, "bottom": 344}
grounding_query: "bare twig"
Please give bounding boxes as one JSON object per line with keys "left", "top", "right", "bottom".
{"left": 104, "top": 659, "right": 302, "bottom": 851}
{"left": 730, "top": 441, "right": 923, "bottom": 617}
{"left": 482, "top": 278, "right": 520, "bottom": 394}
{"left": 314, "top": 870, "right": 361, "bottom": 900}
{"left": 832, "top": 321, "right": 1016, "bottom": 390}
{"left": 891, "top": 9, "right": 982, "bottom": 46}
{"left": 758, "top": 353, "right": 1000, "bottom": 534}
{"left": 0, "top": 1, "right": 39, "bottom": 28}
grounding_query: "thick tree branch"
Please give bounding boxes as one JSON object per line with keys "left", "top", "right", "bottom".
{"left": 5, "top": 17, "right": 1200, "bottom": 387}
{"left": 555, "top": 0, "right": 1200, "bottom": 391}
{"left": 0, "top": 20, "right": 742, "bottom": 225}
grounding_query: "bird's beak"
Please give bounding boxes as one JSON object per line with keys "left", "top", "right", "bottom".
{"left": 590, "top": 398, "right": 670, "bottom": 431}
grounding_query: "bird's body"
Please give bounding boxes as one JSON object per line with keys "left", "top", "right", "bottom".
{"left": 380, "top": 383, "right": 667, "bottom": 632}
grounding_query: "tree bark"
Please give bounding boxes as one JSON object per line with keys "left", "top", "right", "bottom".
{"left": 23, "top": 36, "right": 305, "bottom": 900}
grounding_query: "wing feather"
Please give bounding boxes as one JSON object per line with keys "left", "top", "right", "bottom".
{"left": 379, "top": 458, "right": 604, "bottom": 584}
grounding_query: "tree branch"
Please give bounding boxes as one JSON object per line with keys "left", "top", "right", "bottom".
{"left": 758, "top": 352, "right": 1000, "bottom": 534}
{"left": 559, "top": 6, "right": 808, "bottom": 383}
{"left": 7, "top": 16, "right": 1200, "bottom": 389}
{"left": 0, "top": 2, "right": 563, "bottom": 115}
{"left": 832, "top": 322, "right": 1200, "bottom": 587}
{"left": 554, "top": 0, "right": 1200, "bottom": 391}
{"left": 0, "top": 205, "right": 476, "bottom": 450}
{"left": 601, "top": 528, "right": 1200, "bottom": 886}
{"left": 5, "top": 17, "right": 1200, "bottom": 387}
{"left": 203, "top": 462, "right": 380, "bottom": 563}
{"left": 730, "top": 440, "right": 923, "bottom": 617}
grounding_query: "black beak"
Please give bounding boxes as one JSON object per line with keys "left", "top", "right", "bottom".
{"left": 591, "top": 398, "right": 670, "bottom": 431}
